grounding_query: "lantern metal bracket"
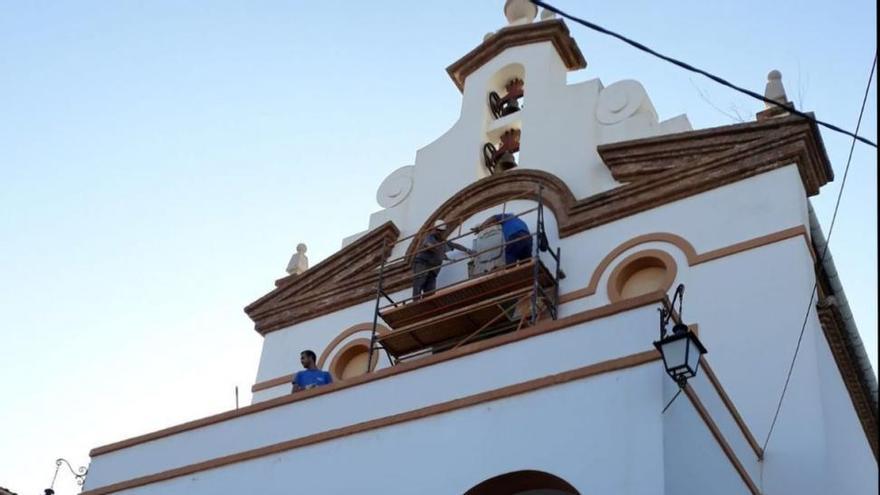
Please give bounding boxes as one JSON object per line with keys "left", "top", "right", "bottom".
{"left": 654, "top": 283, "right": 707, "bottom": 395}
{"left": 659, "top": 283, "right": 686, "bottom": 339}
{"left": 44, "top": 457, "right": 88, "bottom": 495}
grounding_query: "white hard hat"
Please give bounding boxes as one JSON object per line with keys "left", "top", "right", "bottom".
{"left": 433, "top": 219, "right": 448, "bottom": 230}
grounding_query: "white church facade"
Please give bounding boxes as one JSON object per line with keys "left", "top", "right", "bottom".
{"left": 81, "top": 2, "right": 877, "bottom": 494}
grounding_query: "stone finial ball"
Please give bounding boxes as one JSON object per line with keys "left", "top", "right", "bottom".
{"left": 296, "top": 243, "right": 307, "bottom": 253}
{"left": 504, "top": 0, "right": 537, "bottom": 24}
{"left": 768, "top": 70, "right": 782, "bottom": 81}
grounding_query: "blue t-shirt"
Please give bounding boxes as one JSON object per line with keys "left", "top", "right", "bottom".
{"left": 294, "top": 369, "right": 333, "bottom": 389}
{"left": 492, "top": 213, "right": 529, "bottom": 240}
{"left": 492, "top": 213, "right": 532, "bottom": 263}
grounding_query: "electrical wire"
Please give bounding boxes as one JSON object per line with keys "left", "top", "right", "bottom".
{"left": 530, "top": 0, "right": 878, "bottom": 445}
{"left": 662, "top": 387, "right": 684, "bottom": 414}
{"left": 761, "top": 51, "right": 877, "bottom": 452}
{"left": 530, "top": 0, "right": 878, "bottom": 149}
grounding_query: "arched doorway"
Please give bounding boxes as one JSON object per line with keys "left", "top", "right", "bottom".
{"left": 464, "top": 470, "right": 580, "bottom": 495}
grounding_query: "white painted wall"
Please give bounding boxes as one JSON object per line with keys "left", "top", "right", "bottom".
{"left": 356, "top": 36, "right": 690, "bottom": 248}
{"left": 86, "top": 305, "right": 662, "bottom": 489}
{"left": 684, "top": 370, "right": 762, "bottom": 484}
{"left": 96, "top": 364, "right": 670, "bottom": 495}
{"left": 86, "top": 331, "right": 768, "bottom": 495}
{"left": 242, "top": 158, "right": 873, "bottom": 494}
{"left": 814, "top": 321, "right": 878, "bottom": 493}
{"left": 663, "top": 377, "right": 753, "bottom": 495}
{"left": 258, "top": 164, "right": 809, "bottom": 401}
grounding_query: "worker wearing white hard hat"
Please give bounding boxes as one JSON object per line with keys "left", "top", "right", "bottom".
{"left": 412, "top": 219, "right": 473, "bottom": 298}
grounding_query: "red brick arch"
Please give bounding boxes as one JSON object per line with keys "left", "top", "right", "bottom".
{"left": 407, "top": 169, "right": 576, "bottom": 258}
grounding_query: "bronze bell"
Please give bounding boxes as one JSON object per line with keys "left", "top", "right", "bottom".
{"left": 500, "top": 99, "right": 520, "bottom": 116}
{"left": 496, "top": 151, "right": 517, "bottom": 171}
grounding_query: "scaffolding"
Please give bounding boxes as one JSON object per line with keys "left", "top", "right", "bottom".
{"left": 366, "top": 187, "right": 562, "bottom": 370}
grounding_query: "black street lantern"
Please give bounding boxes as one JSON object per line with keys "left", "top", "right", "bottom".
{"left": 654, "top": 284, "right": 707, "bottom": 387}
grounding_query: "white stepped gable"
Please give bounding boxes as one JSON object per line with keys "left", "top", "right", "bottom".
{"left": 344, "top": 19, "right": 691, "bottom": 248}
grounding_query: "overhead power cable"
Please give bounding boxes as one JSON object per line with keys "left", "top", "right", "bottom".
{"left": 762, "top": 51, "right": 877, "bottom": 452}
{"left": 530, "top": 0, "right": 878, "bottom": 149}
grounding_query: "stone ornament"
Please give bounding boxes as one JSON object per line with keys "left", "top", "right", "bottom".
{"left": 596, "top": 80, "right": 655, "bottom": 125}
{"left": 539, "top": 8, "right": 557, "bottom": 20}
{"left": 376, "top": 165, "right": 414, "bottom": 208}
{"left": 504, "top": 0, "right": 537, "bottom": 25}
{"left": 286, "top": 243, "right": 309, "bottom": 275}
{"left": 764, "top": 70, "right": 788, "bottom": 107}
{"left": 756, "top": 70, "right": 793, "bottom": 120}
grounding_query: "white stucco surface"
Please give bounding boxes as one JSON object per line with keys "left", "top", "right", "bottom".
{"left": 100, "top": 365, "right": 670, "bottom": 495}
{"left": 360, "top": 36, "right": 690, "bottom": 246}
{"left": 86, "top": 304, "right": 661, "bottom": 489}
{"left": 663, "top": 379, "right": 752, "bottom": 495}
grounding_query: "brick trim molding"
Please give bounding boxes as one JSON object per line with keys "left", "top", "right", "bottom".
{"left": 560, "top": 225, "right": 810, "bottom": 304}
{"left": 817, "top": 298, "right": 878, "bottom": 460}
{"left": 700, "top": 358, "right": 764, "bottom": 459}
{"left": 84, "top": 352, "right": 659, "bottom": 495}
{"left": 316, "top": 322, "right": 390, "bottom": 371}
{"left": 244, "top": 222, "right": 402, "bottom": 334}
{"left": 93, "top": 291, "right": 669, "bottom": 457}
{"left": 598, "top": 114, "right": 832, "bottom": 195}
{"left": 606, "top": 248, "right": 678, "bottom": 303}
{"left": 244, "top": 115, "right": 830, "bottom": 336}
{"left": 327, "top": 338, "right": 375, "bottom": 381}
{"left": 82, "top": 352, "right": 762, "bottom": 495}
{"left": 684, "top": 385, "right": 762, "bottom": 495}
{"left": 446, "top": 19, "right": 586, "bottom": 92}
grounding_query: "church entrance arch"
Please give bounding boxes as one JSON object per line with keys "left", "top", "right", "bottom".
{"left": 463, "top": 469, "right": 581, "bottom": 495}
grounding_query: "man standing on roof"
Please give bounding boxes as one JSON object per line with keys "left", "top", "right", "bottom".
{"left": 412, "top": 219, "right": 473, "bottom": 298}
{"left": 478, "top": 213, "right": 533, "bottom": 265}
{"left": 291, "top": 350, "right": 333, "bottom": 393}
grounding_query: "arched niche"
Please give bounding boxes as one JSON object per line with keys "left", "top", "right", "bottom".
{"left": 606, "top": 248, "right": 678, "bottom": 303}
{"left": 328, "top": 338, "right": 378, "bottom": 381}
{"left": 317, "top": 322, "right": 390, "bottom": 374}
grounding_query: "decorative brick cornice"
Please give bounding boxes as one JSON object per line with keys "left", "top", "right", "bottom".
{"left": 245, "top": 115, "right": 832, "bottom": 335}
{"left": 446, "top": 19, "right": 586, "bottom": 92}
{"left": 817, "top": 298, "right": 879, "bottom": 460}
{"left": 244, "top": 222, "right": 402, "bottom": 335}
{"left": 598, "top": 114, "right": 833, "bottom": 194}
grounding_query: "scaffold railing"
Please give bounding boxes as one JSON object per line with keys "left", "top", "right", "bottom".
{"left": 366, "top": 185, "right": 563, "bottom": 370}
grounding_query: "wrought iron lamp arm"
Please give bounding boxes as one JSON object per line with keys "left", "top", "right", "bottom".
{"left": 45, "top": 458, "right": 89, "bottom": 494}
{"left": 659, "top": 283, "right": 685, "bottom": 338}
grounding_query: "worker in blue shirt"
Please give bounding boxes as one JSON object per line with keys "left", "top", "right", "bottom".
{"left": 479, "top": 213, "right": 533, "bottom": 265}
{"left": 291, "top": 350, "right": 333, "bottom": 392}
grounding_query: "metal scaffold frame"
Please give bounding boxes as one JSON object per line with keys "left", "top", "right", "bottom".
{"left": 365, "top": 185, "right": 563, "bottom": 372}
